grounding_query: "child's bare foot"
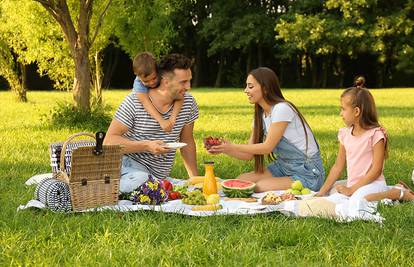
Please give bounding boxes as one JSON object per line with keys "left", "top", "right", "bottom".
{"left": 159, "top": 119, "right": 173, "bottom": 132}
{"left": 395, "top": 181, "right": 414, "bottom": 202}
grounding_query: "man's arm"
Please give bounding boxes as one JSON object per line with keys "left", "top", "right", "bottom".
{"left": 104, "top": 119, "right": 169, "bottom": 155}
{"left": 179, "top": 122, "right": 198, "bottom": 177}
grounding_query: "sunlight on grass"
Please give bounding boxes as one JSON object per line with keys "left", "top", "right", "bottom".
{"left": 1, "top": 88, "right": 414, "bottom": 266}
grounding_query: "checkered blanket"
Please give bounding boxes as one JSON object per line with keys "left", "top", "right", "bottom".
{"left": 34, "top": 177, "right": 72, "bottom": 212}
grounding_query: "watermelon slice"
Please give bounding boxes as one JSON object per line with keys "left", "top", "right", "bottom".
{"left": 221, "top": 179, "right": 256, "bottom": 198}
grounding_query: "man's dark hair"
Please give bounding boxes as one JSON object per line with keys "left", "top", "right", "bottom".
{"left": 158, "top": 54, "right": 192, "bottom": 78}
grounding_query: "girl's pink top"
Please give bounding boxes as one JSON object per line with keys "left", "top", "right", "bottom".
{"left": 338, "top": 126, "right": 387, "bottom": 187}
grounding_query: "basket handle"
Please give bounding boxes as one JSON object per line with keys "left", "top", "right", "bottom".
{"left": 59, "top": 132, "right": 96, "bottom": 172}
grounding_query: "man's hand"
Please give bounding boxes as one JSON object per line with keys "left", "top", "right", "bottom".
{"left": 146, "top": 140, "right": 170, "bottom": 155}
{"left": 335, "top": 184, "right": 353, "bottom": 196}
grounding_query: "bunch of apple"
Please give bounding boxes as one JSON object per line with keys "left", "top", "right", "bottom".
{"left": 286, "top": 180, "right": 311, "bottom": 195}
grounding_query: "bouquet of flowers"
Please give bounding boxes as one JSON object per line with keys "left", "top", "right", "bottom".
{"left": 129, "top": 175, "right": 168, "bottom": 205}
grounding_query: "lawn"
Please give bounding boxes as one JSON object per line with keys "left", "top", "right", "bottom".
{"left": 1, "top": 88, "right": 414, "bottom": 266}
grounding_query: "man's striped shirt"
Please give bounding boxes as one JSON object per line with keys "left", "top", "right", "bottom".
{"left": 114, "top": 92, "right": 199, "bottom": 179}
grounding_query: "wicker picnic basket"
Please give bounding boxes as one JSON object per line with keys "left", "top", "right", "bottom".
{"left": 55, "top": 132, "right": 122, "bottom": 211}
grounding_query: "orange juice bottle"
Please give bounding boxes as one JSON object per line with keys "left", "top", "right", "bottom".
{"left": 203, "top": 161, "right": 217, "bottom": 196}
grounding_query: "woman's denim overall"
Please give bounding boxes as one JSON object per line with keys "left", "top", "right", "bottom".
{"left": 267, "top": 136, "right": 325, "bottom": 191}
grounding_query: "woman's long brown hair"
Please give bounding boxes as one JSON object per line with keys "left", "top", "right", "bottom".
{"left": 250, "top": 67, "right": 312, "bottom": 173}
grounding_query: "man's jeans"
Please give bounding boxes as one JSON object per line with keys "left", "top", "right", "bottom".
{"left": 120, "top": 156, "right": 150, "bottom": 193}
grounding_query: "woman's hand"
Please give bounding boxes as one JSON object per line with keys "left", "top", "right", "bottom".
{"left": 207, "top": 140, "right": 233, "bottom": 155}
{"left": 335, "top": 184, "right": 353, "bottom": 196}
{"left": 315, "top": 191, "right": 327, "bottom": 197}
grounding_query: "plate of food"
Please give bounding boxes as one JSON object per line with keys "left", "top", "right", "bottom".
{"left": 261, "top": 191, "right": 297, "bottom": 205}
{"left": 164, "top": 142, "right": 187, "bottom": 149}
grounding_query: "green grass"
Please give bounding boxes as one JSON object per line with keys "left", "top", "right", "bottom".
{"left": 1, "top": 88, "right": 414, "bottom": 266}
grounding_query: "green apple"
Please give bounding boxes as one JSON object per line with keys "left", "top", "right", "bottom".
{"left": 291, "top": 189, "right": 302, "bottom": 195}
{"left": 291, "top": 180, "right": 304, "bottom": 191}
{"left": 301, "top": 188, "right": 311, "bottom": 195}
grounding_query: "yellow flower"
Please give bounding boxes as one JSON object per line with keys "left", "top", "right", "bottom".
{"left": 140, "top": 195, "right": 150, "bottom": 204}
{"left": 148, "top": 182, "right": 158, "bottom": 191}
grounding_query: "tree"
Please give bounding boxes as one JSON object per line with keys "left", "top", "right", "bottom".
{"left": 275, "top": 0, "right": 414, "bottom": 87}
{"left": 0, "top": 39, "right": 27, "bottom": 102}
{"left": 112, "top": 0, "right": 176, "bottom": 60}
{"left": 200, "top": 0, "right": 281, "bottom": 87}
{"left": 33, "top": 0, "right": 113, "bottom": 112}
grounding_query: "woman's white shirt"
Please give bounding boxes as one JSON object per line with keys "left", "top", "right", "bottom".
{"left": 262, "top": 102, "right": 319, "bottom": 157}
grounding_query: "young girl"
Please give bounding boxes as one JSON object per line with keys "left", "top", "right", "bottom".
{"left": 208, "top": 67, "right": 324, "bottom": 192}
{"left": 315, "top": 77, "right": 389, "bottom": 213}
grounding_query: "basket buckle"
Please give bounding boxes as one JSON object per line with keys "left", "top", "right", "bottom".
{"left": 81, "top": 179, "right": 87, "bottom": 186}
{"left": 93, "top": 132, "right": 106, "bottom": 156}
{"left": 104, "top": 175, "right": 110, "bottom": 184}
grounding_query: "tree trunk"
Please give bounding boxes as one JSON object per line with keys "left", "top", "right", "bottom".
{"left": 296, "top": 55, "right": 302, "bottom": 86}
{"left": 309, "top": 55, "right": 318, "bottom": 88}
{"left": 257, "top": 44, "right": 263, "bottom": 67}
{"left": 214, "top": 53, "right": 225, "bottom": 88}
{"left": 73, "top": 46, "right": 91, "bottom": 112}
{"left": 377, "top": 63, "right": 385, "bottom": 88}
{"left": 321, "top": 56, "right": 329, "bottom": 88}
{"left": 279, "top": 59, "right": 284, "bottom": 85}
{"left": 102, "top": 46, "right": 119, "bottom": 88}
{"left": 334, "top": 55, "right": 345, "bottom": 88}
{"left": 16, "top": 62, "right": 28, "bottom": 102}
{"left": 193, "top": 43, "right": 203, "bottom": 87}
{"left": 93, "top": 50, "right": 103, "bottom": 105}
{"left": 246, "top": 45, "right": 253, "bottom": 75}
{"left": 35, "top": 0, "right": 94, "bottom": 112}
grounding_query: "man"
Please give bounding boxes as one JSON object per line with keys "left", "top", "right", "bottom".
{"left": 104, "top": 54, "right": 199, "bottom": 193}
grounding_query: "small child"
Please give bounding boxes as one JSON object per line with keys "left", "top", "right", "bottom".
{"left": 316, "top": 77, "right": 389, "bottom": 213}
{"left": 132, "top": 52, "right": 183, "bottom": 132}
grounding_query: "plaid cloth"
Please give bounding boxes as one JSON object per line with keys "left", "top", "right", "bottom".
{"left": 34, "top": 178, "right": 72, "bottom": 212}
{"left": 50, "top": 140, "right": 96, "bottom": 175}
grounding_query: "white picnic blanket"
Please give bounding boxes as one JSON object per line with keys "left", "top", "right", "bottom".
{"left": 18, "top": 173, "right": 388, "bottom": 223}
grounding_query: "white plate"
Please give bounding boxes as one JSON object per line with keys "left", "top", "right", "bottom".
{"left": 293, "top": 191, "right": 316, "bottom": 200}
{"left": 164, "top": 142, "right": 187, "bottom": 149}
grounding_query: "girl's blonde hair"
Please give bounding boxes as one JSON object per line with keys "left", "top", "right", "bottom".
{"left": 341, "top": 76, "right": 388, "bottom": 157}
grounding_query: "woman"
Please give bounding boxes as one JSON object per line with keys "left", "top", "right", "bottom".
{"left": 208, "top": 67, "right": 324, "bottom": 192}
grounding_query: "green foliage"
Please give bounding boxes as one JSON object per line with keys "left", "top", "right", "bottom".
{"left": 112, "top": 0, "right": 176, "bottom": 58}
{"left": 42, "top": 101, "right": 113, "bottom": 132}
{"left": 0, "top": 0, "right": 73, "bottom": 90}
{"left": 201, "top": 0, "right": 276, "bottom": 56}
{"left": 0, "top": 39, "right": 25, "bottom": 101}
{"left": 276, "top": 0, "right": 414, "bottom": 65}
